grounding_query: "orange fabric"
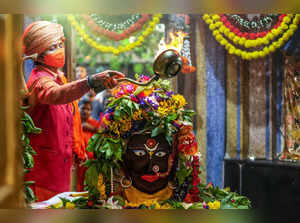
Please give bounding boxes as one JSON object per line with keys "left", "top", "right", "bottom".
{"left": 72, "top": 100, "right": 86, "bottom": 160}
{"left": 28, "top": 66, "right": 90, "bottom": 106}
{"left": 32, "top": 185, "right": 58, "bottom": 202}
{"left": 61, "top": 75, "right": 86, "bottom": 161}
{"left": 77, "top": 117, "right": 100, "bottom": 191}
{"left": 82, "top": 118, "right": 100, "bottom": 156}
{"left": 43, "top": 48, "right": 65, "bottom": 68}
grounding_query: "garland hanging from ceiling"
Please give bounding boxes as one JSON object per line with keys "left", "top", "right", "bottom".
{"left": 68, "top": 14, "right": 162, "bottom": 55}
{"left": 203, "top": 14, "right": 300, "bottom": 60}
{"left": 80, "top": 14, "right": 151, "bottom": 41}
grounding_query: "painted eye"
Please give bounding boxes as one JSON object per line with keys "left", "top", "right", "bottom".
{"left": 155, "top": 151, "right": 167, "bottom": 157}
{"left": 133, "top": 150, "right": 146, "bottom": 156}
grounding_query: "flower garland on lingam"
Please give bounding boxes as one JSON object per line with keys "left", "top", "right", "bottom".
{"left": 68, "top": 14, "right": 162, "bottom": 55}
{"left": 203, "top": 14, "right": 300, "bottom": 60}
{"left": 54, "top": 74, "right": 250, "bottom": 209}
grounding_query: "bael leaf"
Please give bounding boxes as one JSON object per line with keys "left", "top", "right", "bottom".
{"left": 151, "top": 126, "right": 164, "bottom": 137}
{"left": 166, "top": 113, "right": 178, "bottom": 122}
{"left": 113, "top": 109, "right": 124, "bottom": 121}
{"left": 85, "top": 165, "right": 99, "bottom": 187}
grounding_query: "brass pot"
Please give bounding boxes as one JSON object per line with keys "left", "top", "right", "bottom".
{"left": 117, "top": 49, "right": 183, "bottom": 86}
{"left": 153, "top": 49, "right": 183, "bottom": 79}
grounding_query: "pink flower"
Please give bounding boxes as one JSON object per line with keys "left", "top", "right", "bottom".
{"left": 126, "top": 84, "right": 135, "bottom": 93}
{"left": 140, "top": 75, "right": 150, "bottom": 82}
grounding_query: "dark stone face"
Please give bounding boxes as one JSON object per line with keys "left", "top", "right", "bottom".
{"left": 123, "top": 134, "right": 173, "bottom": 194}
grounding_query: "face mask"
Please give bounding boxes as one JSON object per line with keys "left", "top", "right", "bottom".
{"left": 43, "top": 48, "right": 65, "bottom": 68}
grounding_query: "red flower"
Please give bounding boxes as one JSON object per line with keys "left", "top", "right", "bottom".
{"left": 242, "top": 33, "right": 249, "bottom": 38}
{"left": 130, "top": 95, "right": 139, "bottom": 103}
{"left": 249, "top": 33, "right": 256, "bottom": 40}
{"left": 190, "top": 186, "right": 199, "bottom": 194}
{"left": 192, "top": 178, "right": 200, "bottom": 186}
{"left": 87, "top": 200, "right": 94, "bottom": 207}
{"left": 225, "top": 21, "right": 231, "bottom": 28}
{"left": 184, "top": 193, "right": 193, "bottom": 203}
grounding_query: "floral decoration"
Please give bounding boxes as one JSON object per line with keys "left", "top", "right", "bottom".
{"left": 68, "top": 14, "right": 162, "bottom": 55}
{"left": 203, "top": 14, "right": 300, "bottom": 60}
{"left": 80, "top": 14, "right": 151, "bottom": 41}
{"left": 66, "top": 74, "right": 251, "bottom": 210}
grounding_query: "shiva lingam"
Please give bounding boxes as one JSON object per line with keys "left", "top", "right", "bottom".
{"left": 117, "top": 49, "right": 183, "bottom": 86}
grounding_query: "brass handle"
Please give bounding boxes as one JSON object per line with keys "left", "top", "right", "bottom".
{"left": 117, "top": 75, "right": 159, "bottom": 86}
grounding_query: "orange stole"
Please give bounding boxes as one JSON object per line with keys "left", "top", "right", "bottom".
{"left": 61, "top": 74, "right": 86, "bottom": 160}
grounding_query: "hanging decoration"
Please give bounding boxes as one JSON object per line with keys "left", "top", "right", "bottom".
{"left": 79, "top": 14, "right": 151, "bottom": 41}
{"left": 89, "top": 14, "right": 142, "bottom": 31}
{"left": 68, "top": 14, "right": 162, "bottom": 55}
{"left": 181, "top": 37, "right": 196, "bottom": 74}
{"left": 203, "top": 14, "right": 300, "bottom": 60}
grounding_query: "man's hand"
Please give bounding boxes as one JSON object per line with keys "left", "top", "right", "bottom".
{"left": 88, "top": 70, "right": 125, "bottom": 93}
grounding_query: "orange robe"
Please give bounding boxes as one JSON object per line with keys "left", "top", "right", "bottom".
{"left": 77, "top": 118, "right": 100, "bottom": 191}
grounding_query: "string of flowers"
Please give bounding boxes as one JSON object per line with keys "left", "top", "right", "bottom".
{"left": 221, "top": 14, "right": 287, "bottom": 39}
{"left": 68, "top": 14, "right": 162, "bottom": 55}
{"left": 203, "top": 14, "right": 300, "bottom": 60}
{"left": 89, "top": 14, "right": 141, "bottom": 31}
{"left": 79, "top": 14, "right": 151, "bottom": 41}
{"left": 183, "top": 155, "right": 201, "bottom": 203}
{"left": 228, "top": 14, "right": 276, "bottom": 32}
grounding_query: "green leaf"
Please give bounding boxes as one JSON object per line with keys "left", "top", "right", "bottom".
{"left": 151, "top": 126, "right": 164, "bottom": 137}
{"left": 85, "top": 165, "right": 99, "bottom": 187}
{"left": 86, "top": 134, "right": 101, "bottom": 152}
{"left": 105, "top": 147, "right": 113, "bottom": 159}
{"left": 182, "top": 110, "right": 196, "bottom": 117}
{"left": 133, "top": 102, "right": 139, "bottom": 111}
{"left": 24, "top": 181, "right": 35, "bottom": 186}
{"left": 113, "top": 109, "right": 124, "bottom": 121}
{"left": 166, "top": 113, "right": 178, "bottom": 122}
{"left": 165, "top": 135, "right": 173, "bottom": 145}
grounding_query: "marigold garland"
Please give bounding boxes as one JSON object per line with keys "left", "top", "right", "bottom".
{"left": 203, "top": 14, "right": 300, "bottom": 60}
{"left": 80, "top": 14, "right": 151, "bottom": 41}
{"left": 68, "top": 14, "right": 162, "bottom": 55}
{"left": 220, "top": 14, "right": 288, "bottom": 39}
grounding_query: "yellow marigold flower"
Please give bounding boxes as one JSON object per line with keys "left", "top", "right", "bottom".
{"left": 97, "top": 174, "right": 107, "bottom": 200}
{"left": 142, "top": 110, "right": 150, "bottom": 120}
{"left": 160, "top": 203, "right": 173, "bottom": 209}
{"left": 209, "top": 24, "right": 216, "bottom": 30}
{"left": 143, "top": 88, "right": 154, "bottom": 97}
{"left": 132, "top": 109, "right": 143, "bottom": 121}
{"left": 66, "top": 202, "right": 75, "bottom": 209}
{"left": 157, "top": 107, "right": 169, "bottom": 117}
{"left": 157, "top": 100, "right": 177, "bottom": 116}
{"left": 208, "top": 200, "right": 221, "bottom": 209}
{"left": 172, "top": 94, "right": 186, "bottom": 109}
{"left": 110, "top": 122, "right": 120, "bottom": 136}
{"left": 119, "top": 117, "right": 132, "bottom": 133}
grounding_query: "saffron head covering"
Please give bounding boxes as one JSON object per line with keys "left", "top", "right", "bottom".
{"left": 22, "top": 21, "right": 65, "bottom": 56}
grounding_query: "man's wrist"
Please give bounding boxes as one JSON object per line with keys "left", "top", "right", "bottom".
{"left": 86, "top": 75, "right": 94, "bottom": 89}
